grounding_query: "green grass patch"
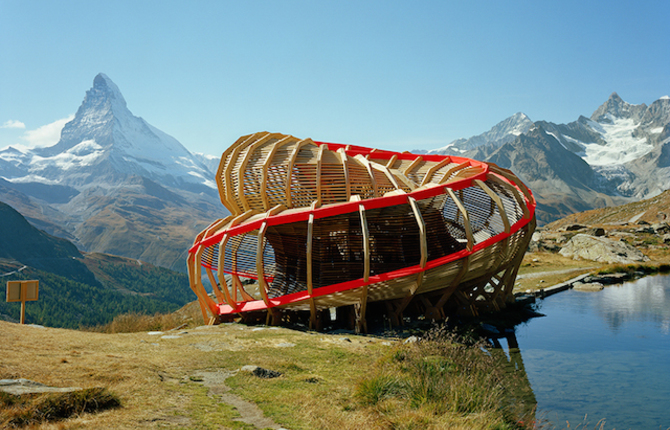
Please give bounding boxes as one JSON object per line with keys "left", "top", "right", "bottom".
{"left": 177, "top": 382, "right": 256, "bottom": 430}
{"left": 355, "top": 327, "right": 535, "bottom": 429}
{"left": 597, "top": 263, "right": 670, "bottom": 276}
{"left": 0, "top": 387, "right": 121, "bottom": 427}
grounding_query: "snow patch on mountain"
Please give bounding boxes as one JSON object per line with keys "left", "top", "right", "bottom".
{"left": 428, "top": 112, "right": 533, "bottom": 155}
{"left": 0, "top": 74, "right": 216, "bottom": 191}
{"left": 580, "top": 116, "right": 652, "bottom": 165}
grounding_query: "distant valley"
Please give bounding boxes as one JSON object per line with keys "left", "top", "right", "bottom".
{"left": 0, "top": 201, "right": 191, "bottom": 328}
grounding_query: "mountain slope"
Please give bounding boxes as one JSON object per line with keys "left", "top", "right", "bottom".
{"left": 0, "top": 201, "right": 96, "bottom": 285}
{"left": 0, "top": 74, "right": 228, "bottom": 271}
{"left": 428, "top": 112, "right": 533, "bottom": 154}
{"left": 426, "top": 93, "right": 670, "bottom": 224}
{"left": 0, "top": 200, "right": 192, "bottom": 328}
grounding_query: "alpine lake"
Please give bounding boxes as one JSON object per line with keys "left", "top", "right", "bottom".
{"left": 502, "top": 274, "right": 670, "bottom": 429}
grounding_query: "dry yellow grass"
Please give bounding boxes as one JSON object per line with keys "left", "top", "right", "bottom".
{"left": 1, "top": 316, "right": 531, "bottom": 429}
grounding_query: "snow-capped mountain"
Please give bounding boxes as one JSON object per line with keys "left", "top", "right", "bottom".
{"left": 1, "top": 73, "right": 216, "bottom": 193}
{"left": 425, "top": 93, "right": 670, "bottom": 224}
{"left": 427, "top": 112, "right": 534, "bottom": 155}
{"left": 0, "top": 74, "right": 226, "bottom": 271}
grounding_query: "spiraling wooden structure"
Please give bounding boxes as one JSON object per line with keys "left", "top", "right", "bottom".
{"left": 187, "top": 132, "right": 536, "bottom": 331}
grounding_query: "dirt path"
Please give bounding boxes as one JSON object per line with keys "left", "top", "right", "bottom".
{"left": 194, "top": 370, "right": 286, "bottom": 429}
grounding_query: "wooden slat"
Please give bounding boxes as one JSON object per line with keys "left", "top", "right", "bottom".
{"left": 316, "top": 144, "right": 326, "bottom": 207}
{"left": 407, "top": 196, "right": 427, "bottom": 269}
{"left": 438, "top": 161, "right": 471, "bottom": 184}
{"left": 446, "top": 188, "right": 474, "bottom": 251}
{"left": 356, "top": 196, "right": 370, "bottom": 282}
{"left": 403, "top": 155, "right": 423, "bottom": 177}
{"left": 224, "top": 132, "right": 268, "bottom": 214}
{"left": 487, "top": 173, "right": 530, "bottom": 219}
{"left": 217, "top": 234, "right": 236, "bottom": 309}
{"left": 475, "top": 179, "right": 510, "bottom": 234}
{"left": 286, "top": 139, "right": 312, "bottom": 207}
{"left": 306, "top": 201, "right": 317, "bottom": 295}
{"left": 260, "top": 135, "right": 294, "bottom": 211}
{"left": 420, "top": 157, "right": 451, "bottom": 186}
{"left": 337, "top": 148, "right": 351, "bottom": 201}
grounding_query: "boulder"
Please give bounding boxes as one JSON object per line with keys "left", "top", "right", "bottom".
{"left": 653, "top": 223, "right": 670, "bottom": 234}
{"left": 573, "top": 282, "right": 604, "bottom": 292}
{"left": 559, "top": 234, "right": 649, "bottom": 264}
{"left": 565, "top": 224, "right": 587, "bottom": 231}
{"left": 584, "top": 227, "right": 606, "bottom": 237}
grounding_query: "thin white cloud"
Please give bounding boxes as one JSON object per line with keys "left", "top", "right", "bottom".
{"left": 1, "top": 120, "right": 26, "bottom": 129}
{"left": 20, "top": 115, "right": 74, "bottom": 148}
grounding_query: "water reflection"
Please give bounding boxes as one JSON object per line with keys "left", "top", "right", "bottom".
{"left": 489, "top": 331, "right": 538, "bottom": 425}
{"left": 594, "top": 276, "right": 670, "bottom": 333}
{"left": 514, "top": 274, "right": 670, "bottom": 429}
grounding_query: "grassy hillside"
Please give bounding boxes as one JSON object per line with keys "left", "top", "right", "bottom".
{"left": 0, "top": 201, "right": 193, "bottom": 329}
{"left": 546, "top": 189, "right": 670, "bottom": 229}
{"left": 0, "top": 260, "right": 190, "bottom": 328}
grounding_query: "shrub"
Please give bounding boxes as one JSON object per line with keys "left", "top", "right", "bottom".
{"left": 354, "top": 326, "right": 536, "bottom": 428}
{"left": 0, "top": 387, "right": 121, "bottom": 427}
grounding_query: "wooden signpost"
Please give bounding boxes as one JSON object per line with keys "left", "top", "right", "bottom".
{"left": 6, "top": 280, "right": 39, "bottom": 324}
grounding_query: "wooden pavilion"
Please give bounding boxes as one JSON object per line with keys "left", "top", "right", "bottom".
{"left": 187, "top": 132, "right": 536, "bottom": 331}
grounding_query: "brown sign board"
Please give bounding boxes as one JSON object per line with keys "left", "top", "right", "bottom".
{"left": 6, "top": 280, "right": 39, "bottom": 302}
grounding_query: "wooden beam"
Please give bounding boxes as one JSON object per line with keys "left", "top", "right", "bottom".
{"left": 256, "top": 222, "right": 271, "bottom": 306}
{"left": 446, "top": 188, "right": 474, "bottom": 251}
{"left": 216, "top": 133, "right": 255, "bottom": 212}
{"left": 260, "top": 135, "right": 293, "bottom": 211}
{"left": 316, "top": 144, "right": 326, "bottom": 207}
{"left": 238, "top": 133, "right": 277, "bottom": 211}
{"left": 285, "top": 139, "right": 312, "bottom": 208}
{"left": 187, "top": 253, "right": 210, "bottom": 322}
{"left": 356, "top": 285, "right": 368, "bottom": 334}
{"left": 403, "top": 155, "right": 423, "bottom": 177}
{"left": 475, "top": 179, "right": 510, "bottom": 234}
{"left": 255, "top": 204, "right": 286, "bottom": 307}
{"left": 487, "top": 173, "right": 530, "bottom": 219}
{"left": 357, "top": 197, "right": 370, "bottom": 283}
{"left": 488, "top": 164, "right": 534, "bottom": 206}
{"left": 439, "top": 161, "right": 471, "bottom": 184}
{"left": 419, "top": 157, "right": 451, "bottom": 186}
{"left": 408, "top": 196, "right": 427, "bottom": 269}
{"left": 337, "top": 148, "right": 351, "bottom": 201}
{"left": 217, "top": 234, "right": 237, "bottom": 309}
{"left": 306, "top": 201, "right": 317, "bottom": 295}
{"left": 224, "top": 132, "right": 268, "bottom": 214}
{"left": 385, "top": 154, "right": 398, "bottom": 169}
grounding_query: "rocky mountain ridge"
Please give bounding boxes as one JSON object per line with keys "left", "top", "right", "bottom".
{"left": 0, "top": 74, "right": 227, "bottom": 271}
{"left": 428, "top": 93, "right": 670, "bottom": 224}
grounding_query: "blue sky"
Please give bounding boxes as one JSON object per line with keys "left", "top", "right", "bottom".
{"left": 1, "top": 0, "right": 669, "bottom": 155}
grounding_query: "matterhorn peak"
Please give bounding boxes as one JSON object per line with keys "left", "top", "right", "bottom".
{"left": 76, "top": 73, "right": 128, "bottom": 120}
{"left": 89, "top": 73, "right": 127, "bottom": 108}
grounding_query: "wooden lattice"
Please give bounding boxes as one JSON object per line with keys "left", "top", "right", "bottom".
{"left": 187, "top": 132, "right": 536, "bottom": 331}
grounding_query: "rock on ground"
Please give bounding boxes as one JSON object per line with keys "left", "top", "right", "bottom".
{"left": 559, "top": 234, "right": 649, "bottom": 264}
